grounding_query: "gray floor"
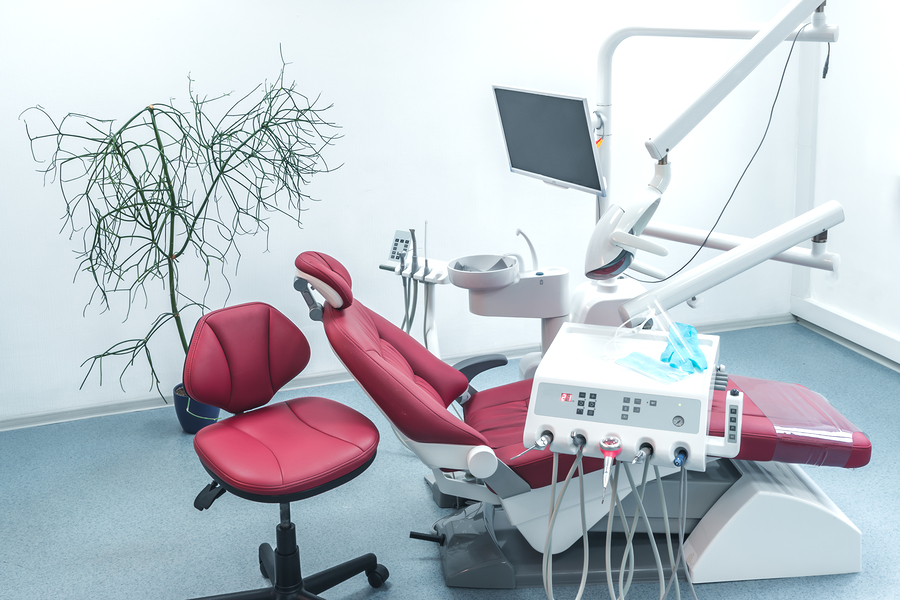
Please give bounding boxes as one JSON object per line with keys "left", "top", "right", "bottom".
{"left": 1, "top": 323, "right": 898, "bottom": 600}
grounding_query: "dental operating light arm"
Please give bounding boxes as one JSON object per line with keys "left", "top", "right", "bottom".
{"left": 643, "top": 0, "right": 828, "bottom": 161}
{"left": 586, "top": 0, "right": 835, "bottom": 282}
{"left": 593, "top": 9, "right": 838, "bottom": 216}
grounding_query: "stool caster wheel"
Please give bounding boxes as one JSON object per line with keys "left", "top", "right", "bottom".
{"left": 366, "top": 564, "right": 389, "bottom": 588}
{"left": 258, "top": 543, "right": 274, "bottom": 580}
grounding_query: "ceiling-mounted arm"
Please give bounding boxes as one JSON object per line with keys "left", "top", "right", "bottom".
{"left": 644, "top": 0, "right": 829, "bottom": 161}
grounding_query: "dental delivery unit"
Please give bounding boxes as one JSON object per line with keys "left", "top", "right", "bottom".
{"left": 291, "top": 1, "right": 872, "bottom": 598}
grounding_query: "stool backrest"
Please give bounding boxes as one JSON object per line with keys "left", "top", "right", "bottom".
{"left": 184, "top": 302, "right": 311, "bottom": 414}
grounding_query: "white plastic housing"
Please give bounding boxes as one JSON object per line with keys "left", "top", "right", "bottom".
{"left": 466, "top": 268, "right": 569, "bottom": 319}
{"left": 527, "top": 322, "right": 720, "bottom": 472}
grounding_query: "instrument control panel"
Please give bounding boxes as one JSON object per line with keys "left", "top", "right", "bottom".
{"left": 388, "top": 230, "right": 412, "bottom": 262}
{"left": 533, "top": 382, "right": 701, "bottom": 435}
{"left": 526, "top": 322, "right": 722, "bottom": 472}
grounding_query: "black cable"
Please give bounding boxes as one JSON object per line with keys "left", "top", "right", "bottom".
{"left": 823, "top": 42, "right": 831, "bottom": 78}
{"left": 629, "top": 23, "right": 811, "bottom": 285}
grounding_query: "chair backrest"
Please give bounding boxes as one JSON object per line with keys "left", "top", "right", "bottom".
{"left": 183, "top": 302, "right": 311, "bottom": 414}
{"left": 295, "top": 252, "right": 487, "bottom": 448}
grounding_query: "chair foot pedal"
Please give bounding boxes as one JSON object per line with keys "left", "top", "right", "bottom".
{"left": 194, "top": 481, "right": 226, "bottom": 511}
{"left": 410, "top": 531, "right": 445, "bottom": 545}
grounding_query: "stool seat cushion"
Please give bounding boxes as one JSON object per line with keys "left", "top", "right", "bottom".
{"left": 194, "top": 396, "right": 379, "bottom": 500}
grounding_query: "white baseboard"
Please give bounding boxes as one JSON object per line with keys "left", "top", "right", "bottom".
{"left": 0, "top": 368, "right": 359, "bottom": 433}
{"left": 792, "top": 297, "right": 900, "bottom": 373}
{"left": 0, "top": 345, "right": 544, "bottom": 432}
{"left": 0, "top": 397, "right": 170, "bottom": 433}
{"left": 3, "top": 313, "right": 842, "bottom": 433}
{"left": 692, "top": 313, "right": 798, "bottom": 334}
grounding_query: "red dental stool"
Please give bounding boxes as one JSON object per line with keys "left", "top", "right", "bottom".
{"left": 182, "top": 302, "right": 388, "bottom": 599}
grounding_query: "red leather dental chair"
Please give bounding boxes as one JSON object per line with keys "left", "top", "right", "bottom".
{"left": 182, "top": 302, "right": 388, "bottom": 600}
{"left": 292, "top": 251, "right": 872, "bottom": 589}
{"left": 292, "top": 251, "right": 602, "bottom": 494}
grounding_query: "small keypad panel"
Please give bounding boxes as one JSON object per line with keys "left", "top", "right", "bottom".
{"left": 726, "top": 403, "right": 740, "bottom": 444}
{"left": 533, "top": 382, "right": 701, "bottom": 435}
{"left": 389, "top": 230, "right": 412, "bottom": 261}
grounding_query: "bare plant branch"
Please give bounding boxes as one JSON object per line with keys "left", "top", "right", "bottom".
{"left": 21, "top": 59, "right": 341, "bottom": 399}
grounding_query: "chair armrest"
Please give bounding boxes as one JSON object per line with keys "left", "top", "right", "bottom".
{"left": 452, "top": 354, "right": 509, "bottom": 382}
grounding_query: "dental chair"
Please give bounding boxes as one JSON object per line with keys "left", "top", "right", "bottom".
{"left": 182, "top": 302, "right": 389, "bottom": 599}
{"left": 294, "top": 251, "right": 871, "bottom": 589}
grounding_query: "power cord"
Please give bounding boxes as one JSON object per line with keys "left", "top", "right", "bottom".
{"left": 629, "top": 23, "right": 812, "bottom": 285}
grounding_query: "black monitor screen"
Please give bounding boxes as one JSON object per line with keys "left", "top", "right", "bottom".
{"left": 494, "top": 86, "right": 603, "bottom": 195}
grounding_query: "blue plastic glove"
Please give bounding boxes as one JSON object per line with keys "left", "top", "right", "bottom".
{"left": 660, "top": 322, "right": 708, "bottom": 374}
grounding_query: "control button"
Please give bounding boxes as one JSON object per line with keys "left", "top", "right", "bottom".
{"left": 578, "top": 400, "right": 585, "bottom": 407}
{"left": 622, "top": 406, "right": 629, "bottom": 412}
{"left": 623, "top": 397, "right": 631, "bottom": 403}
{"left": 649, "top": 400, "right": 657, "bottom": 407}
{"left": 728, "top": 434, "right": 736, "bottom": 442}
{"left": 633, "top": 407, "right": 641, "bottom": 414}
{"left": 576, "top": 409, "right": 584, "bottom": 415}
{"left": 587, "top": 410, "right": 595, "bottom": 416}
{"left": 634, "top": 398, "right": 642, "bottom": 405}
{"left": 589, "top": 393, "right": 597, "bottom": 400}
{"left": 588, "top": 402, "right": 596, "bottom": 408}
{"left": 729, "top": 425, "right": 736, "bottom": 432}
{"left": 621, "top": 414, "right": 629, "bottom": 421}
{"left": 729, "top": 416, "right": 737, "bottom": 423}
{"left": 730, "top": 407, "right": 738, "bottom": 415}
{"left": 579, "top": 392, "right": 586, "bottom": 399}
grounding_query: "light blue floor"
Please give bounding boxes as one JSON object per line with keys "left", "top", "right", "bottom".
{"left": 1, "top": 323, "right": 898, "bottom": 600}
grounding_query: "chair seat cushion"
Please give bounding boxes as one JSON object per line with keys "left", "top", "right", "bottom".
{"left": 466, "top": 373, "right": 872, "bottom": 490}
{"left": 194, "top": 396, "right": 379, "bottom": 501}
{"left": 709, "top": 375, "right": 871, "bottom": 468}
{"left": 465, "top": 379, "right": 603, "bottom": 488}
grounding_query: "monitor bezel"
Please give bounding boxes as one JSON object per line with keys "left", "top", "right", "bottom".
{"left": 493, "top": 85, "right": 604, "bottom": 196}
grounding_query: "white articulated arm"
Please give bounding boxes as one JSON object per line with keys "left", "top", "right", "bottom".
{"left": 618, "top": 200, "right": 844, "bottom": 322}
{"left": 645, "top": 0, "right": 828, "bottom": 160}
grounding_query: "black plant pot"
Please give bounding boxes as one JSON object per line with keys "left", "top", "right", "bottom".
{"left": 173, "top": 384, "right": 220, "bottom": 434}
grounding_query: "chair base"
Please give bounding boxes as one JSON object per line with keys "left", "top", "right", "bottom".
{"left": 423, "top": 459, "right": 861, "bottom": 588}
{"left": 187, "top": 551, "right": 386, "bottom": 600}
{"left": 188, "top": 505, "right": 388, "bottom": 600}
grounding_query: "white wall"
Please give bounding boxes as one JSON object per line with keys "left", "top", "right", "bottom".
{"left": 0, "top": 0, "right": 809, "bottom": 425}
{"left": 792, "top": 1, "right": 900, "bottom": 363}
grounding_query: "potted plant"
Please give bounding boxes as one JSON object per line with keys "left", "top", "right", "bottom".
{"left": 22, "top": 57, "right": 339, "bottom": 433}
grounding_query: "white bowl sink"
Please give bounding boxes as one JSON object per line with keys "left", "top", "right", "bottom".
{"left": 447, "top": 255, "right": 519, "bottom": 290}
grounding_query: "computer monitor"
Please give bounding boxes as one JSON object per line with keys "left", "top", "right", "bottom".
{"left": 493, "top": 86, "right": 604, "bottom": 195}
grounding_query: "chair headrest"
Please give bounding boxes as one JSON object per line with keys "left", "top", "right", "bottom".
{"left": 295, "top": 251, "right": 353, "bottom": 309}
